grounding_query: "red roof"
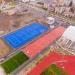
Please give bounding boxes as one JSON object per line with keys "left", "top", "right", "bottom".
{"left": 27, "top": 52, "right": 62, "bottom": 75}
{"left": 22, "top": 26, "right": 65, "bottom": 58}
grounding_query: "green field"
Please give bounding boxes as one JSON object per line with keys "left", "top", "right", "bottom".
{"left": 1, "top": 52, "right": 29, "bottom": 74}
{"left": 41, "top": 64, "right": 68, "bottom": 75}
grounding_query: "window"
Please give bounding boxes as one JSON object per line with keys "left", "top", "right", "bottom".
{"left": 66, "top": 40, "right": 72, "bottom": 47}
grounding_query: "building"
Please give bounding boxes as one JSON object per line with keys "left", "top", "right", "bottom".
{"left": 58, "top": 26, "right": 75, "bottom": 54}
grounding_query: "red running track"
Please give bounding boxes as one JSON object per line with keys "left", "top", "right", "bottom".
{"left": 27, "top": 52, "right": 62, "bottom": 75}
{"left": 57, "top": 55, "right": 75, "bottom": 75}
{"left": 22, "top": 26, "right": 65, "bottom": 58}
{"left": 27, "top": 52, "right": 75, "bottom": 75}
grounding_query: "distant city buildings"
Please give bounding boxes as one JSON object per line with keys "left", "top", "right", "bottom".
{"left": 1, "top": 0, "right": 75, "bottom": 18}
{"left": 43, "top": 0, "right": 75, "bottom": 18}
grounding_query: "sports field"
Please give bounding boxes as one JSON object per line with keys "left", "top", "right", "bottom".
{"left": 1, "top": 52, "right": 29, "bottom": 74}
{"left": 41, "top": 64, "right": 68, "bottom": 75}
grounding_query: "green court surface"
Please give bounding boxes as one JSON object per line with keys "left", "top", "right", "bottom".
{"left": 1, "top": 52, "right": 29, "bottom": 74}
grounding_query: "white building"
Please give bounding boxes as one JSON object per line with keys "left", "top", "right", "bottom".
{"left": 47, "top": 17, "right": 55, "bottom": 24}
{"left": 58, "top": 26, "right": 75, "bottom": 54}
{"left": 62, "top": 26, "right": 75, "bottom": 42}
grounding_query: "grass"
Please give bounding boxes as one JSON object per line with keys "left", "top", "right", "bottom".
{"left": 41, "top": 64, "right": 68, "bottom": 75}
{"left": 1, "top": 52, "right": 29, "bottom": 74}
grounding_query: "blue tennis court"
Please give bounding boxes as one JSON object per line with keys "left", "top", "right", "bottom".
{"left": 2, "top": 22, "right": 48, "bottom": 49}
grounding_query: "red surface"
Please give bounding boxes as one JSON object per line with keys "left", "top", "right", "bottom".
{"left": 64, "top": 55, "right": 75, "bottom": 62}
{"left": 22, "top": 26, "right": 65, "bottom": 58}
{"left": 27, "top": 52, "right": 75, "bottom": 75}
{"left": 57, "top": 61, "right": 75, "bottom": 75}
{"left": 57, "top": 55, "right": 75, "bottom": 75}
{"left": 27, "top": 52, "right": 62, "bottom": 75}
